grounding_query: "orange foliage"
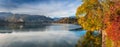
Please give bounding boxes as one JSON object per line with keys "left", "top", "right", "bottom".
{"left": 76, "top": 0, "right": 120, "bottom": 46}
{"left": 105, "top": 0, "right": 120, "bottom": 43}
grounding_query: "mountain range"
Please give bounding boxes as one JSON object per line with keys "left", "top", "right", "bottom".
{"left": 0, "top": 12, "right": 78, "bottom": 25}
{"left": 0, "top": 12, "right": 53, "bottom": 24}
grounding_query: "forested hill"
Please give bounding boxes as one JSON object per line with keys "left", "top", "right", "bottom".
{"left": 54, "top": 16, "right": 78, "bottom": 24}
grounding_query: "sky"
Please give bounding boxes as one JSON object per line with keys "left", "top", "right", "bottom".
{"left": 0, "top": 0, "right": 82, "bottom": 17}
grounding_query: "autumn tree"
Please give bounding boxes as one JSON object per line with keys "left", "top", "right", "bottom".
{"left": 76, "top": 0, "right": 110, "bottom": 47}
{"left": 104, "top": 0, "right": 120, "bottom": 47}
{"left": 76, "top": 0, "right": 120, "bottom": 47}
{"left": 76, "top": 0, "right": 110, "bottom": 32}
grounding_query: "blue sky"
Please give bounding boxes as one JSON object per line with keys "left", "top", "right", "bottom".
{"left": 0, "top": 0, "right": 82, "bottom": 17}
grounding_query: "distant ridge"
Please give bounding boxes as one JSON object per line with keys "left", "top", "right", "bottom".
{"left": 0, "top": 12, "right": 53, "bottom": 24}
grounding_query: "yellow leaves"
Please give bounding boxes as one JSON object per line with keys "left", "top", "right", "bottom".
{"left": 106, "top": 37, "right": 113, "bottom": 47}
{"left": 89, "top": 0, "right": 99, "bottom": 4}
{"left": 106, "top": 37, "right": 120, "bottom": 47}
{"left": 97, "top": 7, "right": 103, "bottom": 16}
{"left": 76, "top": 0, "right": 105, "bottom": 31}
{"left": 76, "top": 4, "right": 87, "bottom": 17}
{"left": 77, "top": 11, "right": 103, "bottom": 31}
{"left": 77, "top": 0, "right": 120, "bottom": 47}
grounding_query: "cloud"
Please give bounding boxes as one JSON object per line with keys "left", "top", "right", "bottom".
{"left": 0, "top": 0, "right": 82, "bottom": 17}
{"left": 0, "top": 31, "right": 81, "bottom": 47}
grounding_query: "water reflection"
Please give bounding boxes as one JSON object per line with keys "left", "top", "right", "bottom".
{"left": 0, "top": 32, "right": 82, "bottom": 47}
{"left": 0, "top": 23, "right": 81, "bottom": 33}
{"left": 0, "top": 24, "right": 102, "bottom": 47}
{"left": 76, "top": 31, "right": 102, "bottom": 47}
{"left": 0, "top": 23, "right": 51, "bottom": 33}
{"left": 0, "top": 24, "right": 86, "bottom": 47}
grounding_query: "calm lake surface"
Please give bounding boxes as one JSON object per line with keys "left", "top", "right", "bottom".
{"left": 0, "top": 24, "right": 86, "bottom": 47}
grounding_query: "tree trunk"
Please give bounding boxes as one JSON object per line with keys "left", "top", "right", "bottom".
{"left": 102, "top": 30, "right": 106, "bottom": 47}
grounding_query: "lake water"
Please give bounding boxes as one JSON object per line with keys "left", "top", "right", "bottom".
{"left": 0, "top": 24, "right": 86, "bottom": 47}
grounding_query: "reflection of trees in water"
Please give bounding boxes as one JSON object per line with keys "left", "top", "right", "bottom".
{"left": 76, "top": 31, "right": 102, "bottom": 47}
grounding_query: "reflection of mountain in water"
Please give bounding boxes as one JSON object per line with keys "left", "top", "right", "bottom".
{"left": 0, "top": 23, "right": 51, "bottom": 33}
{"left": 0, "top": 23, "right": 82, "bottom": 33}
